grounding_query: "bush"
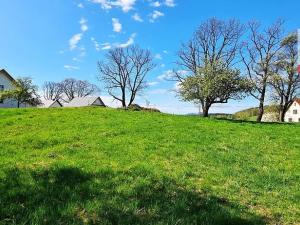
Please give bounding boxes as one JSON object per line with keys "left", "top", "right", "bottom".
{"left": 127, "top": 104, "right": 143, "bottom": 111}
{"left": 125, "top": 104, "right": 161, "bottom": 113}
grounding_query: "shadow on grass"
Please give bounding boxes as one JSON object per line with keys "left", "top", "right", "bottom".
{"left": 213, "top": 117, "right": 297, "bottom": 126}
{"left": 0, "top": 167, "right": 268, "bottom": 225}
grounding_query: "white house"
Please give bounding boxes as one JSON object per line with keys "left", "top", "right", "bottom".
{"left": 0, "top": 68, "right": 30, "bottom": 108}
{"left": 65, "top": 96, "right": 105, "bottom": 108}
{"left": 285, "top": 99, "right": 300, "bottom": 122}
{"left": 39, "top": 99, "right": 63, "bottom": 108}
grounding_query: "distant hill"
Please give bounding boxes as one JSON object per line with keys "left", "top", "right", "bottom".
{"left": 234, "top": 105, "right": 279, "bottom": 121}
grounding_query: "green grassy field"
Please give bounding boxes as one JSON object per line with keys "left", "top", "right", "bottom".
{"left": 0, "top": 107, "right": 299, "bottom": 225}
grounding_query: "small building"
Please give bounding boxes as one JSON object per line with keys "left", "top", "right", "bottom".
{"left": 285, "top": 99, "right": 300, "bottom": 122}
{"left": 262, "top": 112, "right": 279, "bottom": 122}
{"left": 39, "top": 99, "right": 63, "bottom": 108}
{"left": 65, "top": 96, "right": 105, "bottom": 108}
{"left": 0, "top": 68, "right": 30, "bottom": 108}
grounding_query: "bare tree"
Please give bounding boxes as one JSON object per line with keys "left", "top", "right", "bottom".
{"left": 60, "top": 78, "right": 99, "bottom": 102}
{"left": 174, "top": 18, "right": 247, "bottom": 116}
{"left": 98, "top": 45, "right": 155, "bottom": 108}
{"left": 42, "top": 81, "right": 63, "bottom": 100}
{"left": 270, "top": 33, "right": 300, "bottom": 122}
{"left": 240, "top": 20, "right": 284, "bottom": 122}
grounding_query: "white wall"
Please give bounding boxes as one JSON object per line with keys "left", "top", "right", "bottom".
{"left": 285, "top": 101, "right": 300, "bottom": 122}
{"left": 0, "top": 71, "right": 28, "bottom": 108}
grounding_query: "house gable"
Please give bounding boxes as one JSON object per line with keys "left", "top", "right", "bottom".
{"left": 92, "top": 97, "right": 105, "bottom": 106}
{"left": 0, "top": 69, "right": 15, "bottom": 91}
{"left": 284, "top": 99, "right": 300, "bottom": 122}
{"left": 0, "top": 69, "right": 20, "bottom": 108}
{"left": 0, "top": 69, "right": 15, "bottom": 83}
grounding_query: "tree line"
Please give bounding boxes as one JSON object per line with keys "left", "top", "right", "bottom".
{"left": 97, "top": 18, "right": 299, "bottom": 122}
{"left": 174, "top": 18, "right": 299, "bottom": 122}
{"left": 0, "top": 78, "right": 99, "bottom": 107}
{"left": 42, "top": 78, "right": 99, "bottom": 103}
{"left": 1, "top": 17, "right": 299, "bottom": 122}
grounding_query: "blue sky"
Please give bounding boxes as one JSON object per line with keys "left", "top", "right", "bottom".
{"left": 0, "top": 0, "right": 299, "bottom": 114}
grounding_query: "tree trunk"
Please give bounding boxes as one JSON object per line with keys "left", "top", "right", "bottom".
{"left": 257, "top": 100, "right": 264, "bottom": 122}
{"left": 202, "top": 109, "right": 209, "bottom": 117}
{"left": 256, "top": 85, "right": 266, "bottom": 122}
{"left": 17, "top": 101, "right": 20, "bottom": 108}
{"left": 280, "top": 104, "right": 289, "bottom": 122}
{"left": 202, "top": 103, "right": 210, "bottom": 117}
{"left": 121, "top": 88, "right": 126, "bottom": 108}
{"left": 279, "top": 110, "right": 285, "bottom": 122}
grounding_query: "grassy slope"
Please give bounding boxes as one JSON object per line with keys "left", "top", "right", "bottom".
{"left": 0, "top": 107, "right": 299, "bottom": 225}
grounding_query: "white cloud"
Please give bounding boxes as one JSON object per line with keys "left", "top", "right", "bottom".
{"left": 155, "top": 53, "right": 162, "bottom": 60}
{"left": 148, "top": 88, "right": 168, "bottom": 95}
{"left": 117, "top": 33, "right": 136, "bottom": 48}
{"left": 91, "top": 0, "right": 136, "bottom": 12}
{"left": 158, "top": 70, "right": 188, "bottom": 81}
{"left": 147, "top": 81, "right": 159, "bottom": 86}
{"left": 112, "top": 18, "right": 122, "bottom": 33}
{"left": 91, "top": 37, "right": 101, "bottom": 51}
{"left": 80, "top": 18, "right": 88, "bottom": 32}
{"left": 173, "top": 81, "right": 181, "bottom": 91}
{"left": 163, "top": 50, "right": 168, "bottom": 54}
{"left": 132, "top": 13, "right": 143, "bottom": 22}
{"left": 100, "top": 33, "right": 136, "bottom": 51}
{"left": 111, "top": 0, "right": 136, "bottom": 12}
{"left": 101, "top": 42, "right": 112, "bottom": 50}
{"left": 69, "top": 33, "right": 83, "bottom": 50}
{"left": 149, "top": 10, "right": 164, "bottom": 23}
{"left": 157, "top": 70, "right": 174, "bottom": 80}
{"left": 64, "top": 65, "right": 80, "bottom": 70}
{"left": 77, "top": 3, "right": 84, "bottom": 8}
{"left": 72, "top": 57, "right": 81, "bottom": 62}
{"left": 90, "top": 0, "right": 112, "bottom": 10}
{"left": 150, "top": 1, "right": 161, "bottom": 7}
{"left": 69, "top": 18, "right": 88, "bottom": 50}
{"left": 164, "top": 0, "right": 175, "bottom": 7}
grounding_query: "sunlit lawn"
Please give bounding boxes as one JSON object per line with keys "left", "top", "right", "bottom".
{"left": 0, "top": 107, "right": 299, "bottom": 225}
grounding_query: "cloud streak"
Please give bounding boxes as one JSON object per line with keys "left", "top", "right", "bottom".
{"left": 132, "top": 13, "right": 143, "bottom": 22}
{"left": 149, "top": 10, "right": 164, "bottom": 23}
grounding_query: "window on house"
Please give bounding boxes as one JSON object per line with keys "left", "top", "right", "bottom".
{"left": 0, "top": 85, "right": 4, "bottom": 104}
{"left": 288, "top": 118, "right": 293, "bottom": 122}
{"left": 293, "top": 110, "right": 298, "bottom": 115}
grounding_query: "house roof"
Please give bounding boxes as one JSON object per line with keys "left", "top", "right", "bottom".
{"left": 295, "top": 99, "right": 300, "bottom": 105}
{"left": 39, "top": 99, "right": 63, "bottom": 108}
{"left": 0, "top": 68, "right": 16, "bottom": 82}
{"left": 65, "top": 96, "right": 105, "bottom": 107}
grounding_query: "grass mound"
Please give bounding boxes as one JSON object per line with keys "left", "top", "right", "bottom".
{"left": 0, "top": 107, "right": 299, "bottom": 224}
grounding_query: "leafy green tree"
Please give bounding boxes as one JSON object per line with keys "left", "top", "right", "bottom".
{"left": 174, "top": 18, "right": 248, "bottom": 117}
{"left": 0, "top": 77, "right": 41, "bottom": 108}
{"left": 178, "top": 63, "right": 251, "bottom": 117}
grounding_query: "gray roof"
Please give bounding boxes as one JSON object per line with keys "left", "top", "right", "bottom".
{"left": 65, "top": 96, "right": 105, "bottom": 107}
{"left": 0, "top": 68, "right": 16, "bottom": 82}
{"left": 38, "top": 99, "right": 63, "bottom": 108}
